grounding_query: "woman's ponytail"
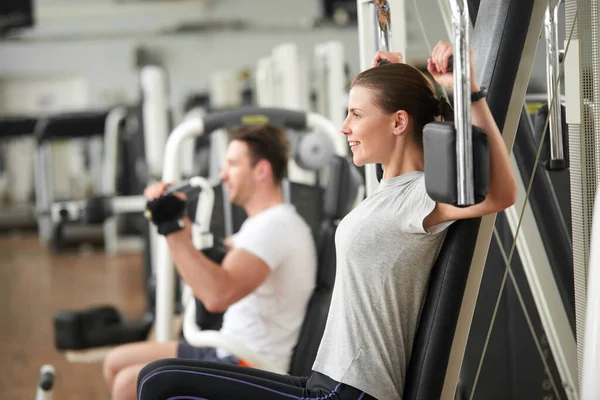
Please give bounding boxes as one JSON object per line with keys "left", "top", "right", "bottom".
{"left": 436, "top": 95, "right": 454, "bottom": 122}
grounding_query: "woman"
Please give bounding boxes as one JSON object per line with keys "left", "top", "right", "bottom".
{"left": 136, "top": 40, "right": 517, "bottom": 400}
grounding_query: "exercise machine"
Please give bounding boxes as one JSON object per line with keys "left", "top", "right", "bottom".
{"left": 152, "top": 106, "right": 347, "bottom": 347}
{"left": 358, "top": 0, "right": 577, "bottom": 399}
{"left": 38, "top": 64, "right": 170, "bottom": 254}
{"left": 0, "top": 116, "right": 38, "bottom": 230}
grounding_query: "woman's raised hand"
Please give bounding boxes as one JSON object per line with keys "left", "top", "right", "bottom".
{"left": 427, "top": 40, "right": 480, "bottom": 92}
{"left": 372, "top": 50, "right": 403, "bottom": 67}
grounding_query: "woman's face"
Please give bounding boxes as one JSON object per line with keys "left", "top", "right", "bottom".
{"left": 341, "top": 85, "right": 398, "bottom": 167}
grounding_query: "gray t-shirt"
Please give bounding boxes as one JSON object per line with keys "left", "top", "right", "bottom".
{"left": 312, "top": 171, "right": 453, "bottom": 400}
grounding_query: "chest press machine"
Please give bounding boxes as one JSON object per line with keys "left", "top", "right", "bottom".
{"left": 150, "top": 106, "right": 354, "bottom": 362}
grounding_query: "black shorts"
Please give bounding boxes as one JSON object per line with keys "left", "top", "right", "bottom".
{"left": 176, "top": 342, "right": 241, "bottom": 365}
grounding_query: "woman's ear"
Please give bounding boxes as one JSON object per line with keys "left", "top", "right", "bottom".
{"left": 392, "top": 110, "right": 410, "bottom": 136}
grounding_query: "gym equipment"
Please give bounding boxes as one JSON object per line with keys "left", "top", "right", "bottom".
{"left": 153, "top": 107, "right": 348, "bottom": 344}
{"left": 41, "top": 106, "right": 148, "bottom": 253}
{"left": 34, "top": 109, "right": 112, "bottom": 249}
{"left": 49, "top": 194, "right": 147, "bottom": 243}
{"left": 51, "top": 176, "right": 209, "bottom": 363}
{"left": 543, "top": 0, "right": 564, "bottom": 171}
{"left": 533, "top": 103, "right": 569, "bottom": 170}
{"left": 405, "top": 0, "right": 576, "bottom": 397}
{"left": 355, "top": 0, "right": 576, "bottom": 398}
{"left": 0, "top": 116, "right": 38, "bottom": 230}
{"left": 562, "top": 0, "right": 599, "bottom": 396}
{"left": 420, "top": 0, "right": 489, "bottom": 207}
{"left": 402, "top": 0, "right": 571, "bottom": 398}
{"left": 53, "top": 306, "right": 153, "bottom": 353}
{"left": 36, "top": 107, "right": 147, "bottom": 253}
{"left": 313, "top": 41, "right": 347, "bottom": 130}
{"left": 255, "top": 43, "right": 345, "bottom": 188}
{"left": 515, "top": 103, "right": 573, "bottom": 324}
{"left": 423, "top": 124, "right": 489, "bottom": 205}
{"left": 582, "top": 186, "right": 600, "bottom": 398}
{"left": 140, "top": 65, "right": 171, "bottom": 182}
{"left": 37, "top": 64, "right": 170, "bottom": 255}
{"left": 35, "top": 365, "right": 55, "bottom": 400}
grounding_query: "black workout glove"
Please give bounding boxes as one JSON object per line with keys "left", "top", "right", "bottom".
{"left": 145, "top": 193, "right": 187, "bottom": 236}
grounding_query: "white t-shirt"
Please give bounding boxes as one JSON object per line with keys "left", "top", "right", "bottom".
{"left": 219, "top": 203, "right": 317, "bottom": 372}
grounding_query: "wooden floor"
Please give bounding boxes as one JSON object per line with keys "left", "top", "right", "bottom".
{"left": 0, "top": 232, "right": 146, "bottom": 400}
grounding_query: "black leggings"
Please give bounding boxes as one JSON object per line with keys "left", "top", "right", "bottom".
{"left": 137, "top": 358, "right": 377, "bottom": 400}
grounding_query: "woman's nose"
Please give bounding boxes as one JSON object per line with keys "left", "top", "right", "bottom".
{"left": 340, "top": 118, "right": 351, "bottom": 136}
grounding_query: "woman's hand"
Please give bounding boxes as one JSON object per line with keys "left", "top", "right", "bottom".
{"left": 372, "top": 50, "right": 403, "bottom": 67}
{"left": 427, "top": 40, "right": 480, "bottom": 93}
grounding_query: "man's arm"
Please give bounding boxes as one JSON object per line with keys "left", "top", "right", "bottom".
{"left": 165, "top": 224, "right": 270, "bottom": 313}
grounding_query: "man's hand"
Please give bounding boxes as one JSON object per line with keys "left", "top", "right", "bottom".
{"left": 372, "top": 50, "right": 403, "bottom": 67}
{"left": 144, "top": 181, "right": 189, "bottom": 236}
{"left": 144, "top": 181, "right": 169, "bottom": 200}
{"left": 144, "top": 181, "right": 188, "bottom": 201}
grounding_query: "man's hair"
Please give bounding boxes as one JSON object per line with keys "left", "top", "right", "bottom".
{"left": 229, "top": 124, "right": 290, "bottom": 184}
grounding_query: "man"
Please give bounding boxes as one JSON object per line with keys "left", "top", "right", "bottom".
{"left": 103, "top": 124, "right": 317, "bottom": 400}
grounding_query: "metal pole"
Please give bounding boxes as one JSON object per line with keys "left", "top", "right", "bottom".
{"left": 374, "top": 0, "right": 393, "bottom": 51}
{"left": 448, "top": 0, "right": 474, "bottom": 205}
{"left": 155, "top": 116, "right": 205, "bottom": 342}
{"left": 544, "top": 0, "right": 565, "bottom": 169}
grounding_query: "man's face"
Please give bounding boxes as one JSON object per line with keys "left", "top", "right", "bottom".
{"left": 219, "top": 140, "right": 256, "bottom": 206}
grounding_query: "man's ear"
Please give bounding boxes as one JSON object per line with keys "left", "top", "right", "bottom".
{"left": 254, "top": 159, "right": 272, "bottom": 181}
{"left": 392, "top": 110, "right": 410, "bottom": 136}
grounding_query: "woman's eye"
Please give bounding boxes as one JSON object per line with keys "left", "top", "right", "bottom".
{"left": 353, "top": 113, "right": 361, "bottom": 120}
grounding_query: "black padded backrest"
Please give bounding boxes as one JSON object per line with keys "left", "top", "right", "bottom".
{"left": 290, "top": 182, "right": 324, "bottom": 242}
{"left": 214, "top": 182, "right": 324, "bottom": 242}
{"left": 288, "top": 156, "right": 363, "bottom": 376}
{"left": 403, "top": 218, "right": 481, "bottom": 399}
{"left": 288, "top": 222, "right": 337, "bottom": 376}
{"left": 35, "top": 110, "right": 109, "bottom": 144}
{"left": 322, "top": 156, "right": 363, "bottom": 221}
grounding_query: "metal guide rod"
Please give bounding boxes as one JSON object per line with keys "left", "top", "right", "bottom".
{"left": 374, "top": 0, "right": 392, "bottom": 51}
{"left": 449, "top": 0, "right": 474, "bottom": 205}
{"left": 101, "top": 106, "right": 128, "bottom": 196}
{"left": 373, "top": 0, "right": 391, "bottom": 182}
{"left": 544, "top": 0, "right": 565, "bottom": 168}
